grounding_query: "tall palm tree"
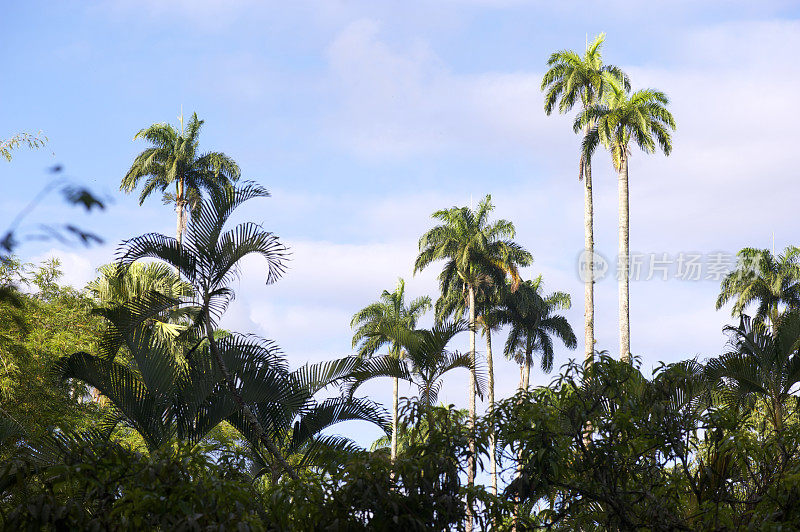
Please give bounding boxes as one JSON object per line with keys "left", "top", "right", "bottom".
{"left": 345, "top": 320, "right": 479, "bottom": 427}
{"left": 542, "top": 33, "right": 629, "bottom": 366}
{"left": 492, "top": 278, "right": 577, "bottom": 391}
{"left": 437, "top": 280, "right": 503, "bottom": 496}
{"left": 477, "top": 291, "right": 502, "bottom": 497}
{"left": 414, "top": 194, "right": 532, "bottom": 522}
{"left": 706, "top": 312, "right": 800, "bottom": 432}
{"left": 576, "top": 84, "right": 675, "bottom": 362}
{"left": 120, "top": 112, "right": 240, "bottom": 245}
{"left": 350, "top": 278, "right": 431, "bottom": 462}
{"left": 114, "top": 181, "right": 296, "bottom": 479}
{"left": 716, "top": 246, "right": 800, "bottom": 329}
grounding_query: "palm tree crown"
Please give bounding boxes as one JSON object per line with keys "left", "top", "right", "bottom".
{"left": 415, "top": 195, "right": 532, "bottom": 295}
{"left": 542, "top": 32, "right": 630, "bottom": 117}
{"left": 351, "top": 278, "right": 431, "bottom": 359}
{"left": 491, "top": 279, "right": 576, "bottom": 377}
{"left": 716, "top": 246, "right": 800, "bottom": 327}
{"left": 121, "top": 112, "right": 241, "bottom": 243}
{"left": 575, "top": 85, "right": 676, "bottom": 170}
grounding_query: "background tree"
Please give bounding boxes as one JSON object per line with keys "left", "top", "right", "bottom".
{"left": 414, "top": 194, "right": 531, "bottom": 527}
{"left": 716, "top": 246, "right": 800, "bottom": 330}
{"left": 542, "top": 33, "right": 629, "bottom": 366}
{"left": 120, "top": 113, "right": 240, "bottom": 245}
{"left": 492, "top": 278, "right": 576, "bottom": 391}
{"left": 115, "top": 182, "right": 296, "bottom": 478}
{"left": 706, "top": 312, "right": 800, "bottom": 433}
{"left": 576, "top": 84, "right": 675, "bottom": 361}
{"left": 346, "top": 320, "right": 479, "bottom": 424}
{"left": 350, "top": 278, "right": 430, "bottom": 462}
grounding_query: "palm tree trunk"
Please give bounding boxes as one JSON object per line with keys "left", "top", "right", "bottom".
{"left": 513, "top": 351, "right": 531, "bottom": 532}
{"left": 203, "top": 313, "right": 298, "bottom": 481}
{"left": 522, "top": 358, "right": 531, "bottom": 391}
{"left": 391, "top": 375, "right": 399, "bottom": 462}
{"left": 176, "top": 178, "right": 186, "bottom": 245}
{"left": 618, "top": 154, "right": 631, "bottom": 362}
{"left": 466, "top": 283, "right": 477, "bottom": 532}
{"left": 486, "top": 328, "right": 497, "bottom": 497}
{"left": 584, "top": 161, "right": 595, "bottom": 365}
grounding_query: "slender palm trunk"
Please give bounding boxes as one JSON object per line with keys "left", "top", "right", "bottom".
{"left": 466, "top": 284, "right": 477, "bottom": 532}
{"left": 203, "top": 313, "right": 298, "bottom": 481}
{"left": 618, "top": 154, "right": 631, "bottom": 362}
{"left": 391, "top": 375, "right": 399, "bottom": 462}
{"left": 583, "top": 161, "right": 595, "bottom": 365}
{"left": 486, "top": 328, "right": 497, "bottom": 497}
{"left": 176, "top": 178, "right": 186, "bottom": 245}
{"left": 522, "top": 358, "right": 531, "bottom": 391}
{"left": 512, "top": 350, "right": 532, "bottom": 532}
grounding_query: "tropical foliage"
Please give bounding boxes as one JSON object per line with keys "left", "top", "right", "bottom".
{"left": 4, "top": 38, "right": 800, "bottom": 530}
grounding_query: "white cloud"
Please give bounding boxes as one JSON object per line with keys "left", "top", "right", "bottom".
{"left": 324, "top": 19, "right": 564, "bottom": 159}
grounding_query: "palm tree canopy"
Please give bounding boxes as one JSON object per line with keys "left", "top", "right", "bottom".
{"left": 490, "top": 278, "right": 577, "bottom": 372}
{"left": 121, "top": 113, "right": 240, "bottom": 209}
{"left": 541, "top": 33, "right": 630, "bottom": 116}
{"left": 575, "top": 85, "right": 676, "bottom": 172}
{"left": 706, "top": 312, "right": 800, "bottom": 421}
{"left": 350, "top": 278, "right": 431, "bottom": 358}
{"left": 415, "top": 194, "right": 532, "bottom": 309}
{"left": 345, "top": 320, "right": 482, "bottom": 407}
{"left": 716, "top": 246, "right": 800, "bottom": 324}
{"left": 116, "top": 182, "right": 288, "bottom": 327}
{"left": 87, "top": 262, "right": 194, "bottom": 304}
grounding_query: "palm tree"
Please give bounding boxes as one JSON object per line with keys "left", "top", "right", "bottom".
{"left": 240, "top": 357, "right": 390, "bottom": 482}
{"left": 57, "top": 305, "right": 292, "bottom": 453}
{"left": 716, "top": 246, "right": 800, "bottom": 329}
{"left": 120, "top": 112, "right": 240, "bottom": 245}
{"left": 350, "top": 278, "right": 431, "bottom": 462}
{"left": 706, "top": 312, "right": 800, "bottom": 432}
{"left": 345, "top": 320, "right": 480, "bottom": 429}
{"left": 114, "top": 181, "right": 296, "bottom": 479}
{"left": 438, "top": 281, "right": 503, "bottom": 496}
{"left": 414, "top": 194, "right": 532, "bottom": 519}
{"left": 492, "top": 278, "right": 577, "bottom": 391}
{"left": 87, "top": 262, "right": 194, "bottom": 305}
{"left": 542, "top": 33, "right": 629, "bottom": 366}
{"left": 477, "top": 291, "right": 502, "bottom": 497}
{"left": 87, "top": 262, "right": 196, "bottom": 348}
{"left": 576, "top": 84, "right": 676, "bottom": 362}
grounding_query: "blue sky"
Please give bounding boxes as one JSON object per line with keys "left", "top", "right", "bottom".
{"left": 3, "top": 0, "right": 800, "bottom": 456}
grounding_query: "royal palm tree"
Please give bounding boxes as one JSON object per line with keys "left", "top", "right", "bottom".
{"left": 114, "top": 181, "right": 296, "bottom": 478}
{"left": 120, "top": 112, "right": 240, "bottom": 245}
{"left": 716, "top": 246, "right": 800, "bottom": 329}
{"left": 350, "top": 278, "right": 431, "bottom": 462}
{"left": 542, "top": 33, "right": 629, "bottom": 366}
{"left": 492, "top": 278, "right": 577, "bottom": 391}
{"left": 576, "top": 84, "right": 675, "bottom": 362}
{"left": 437, "top": 281, "right": 503, "bottom": 496}
{"left": 706, "top": 312, "right": 800, "bottom": 432}
{"left": 477, "top": 290, "right": 502, "bottom": 497}
{"left": 414, "top": 194, "right": 531, "bottom": 521}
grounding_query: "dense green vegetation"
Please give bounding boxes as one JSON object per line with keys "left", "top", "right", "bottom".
{"left": 3, "top": 35, "right": 800, "bottom": 531}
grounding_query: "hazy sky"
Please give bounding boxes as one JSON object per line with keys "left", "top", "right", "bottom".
{"left": 3, "top": 0, "right": 800, "bottom": 452}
